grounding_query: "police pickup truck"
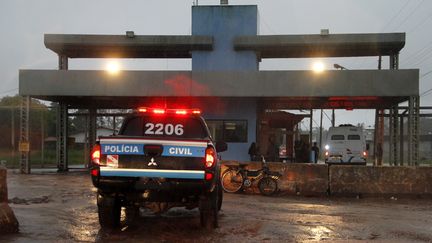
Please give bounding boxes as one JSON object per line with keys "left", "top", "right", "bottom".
{"left": 90, "top": 107, "right": 227, "bottom": 229}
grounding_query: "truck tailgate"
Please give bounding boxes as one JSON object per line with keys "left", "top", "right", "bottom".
{"left": 98, "top": 137, "right": 208, "bottom": 179}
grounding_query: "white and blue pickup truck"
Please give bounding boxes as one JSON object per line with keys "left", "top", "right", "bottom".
{"left": 89, "top": 107, "right": 227, "bottom": 229}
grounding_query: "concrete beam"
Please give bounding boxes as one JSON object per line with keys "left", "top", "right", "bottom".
{"left": 45, "top": 34, "right": 213, "bottom": 58}
{"left": 234, "top": 33, "right": 405, "bottom": 58}
{"left": 20, "top": 69, "right": 418, "bottom": 98}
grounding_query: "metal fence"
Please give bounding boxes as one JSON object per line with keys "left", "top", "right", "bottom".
{"left": 0, "top": 106, "right": 126, "bottom": 169}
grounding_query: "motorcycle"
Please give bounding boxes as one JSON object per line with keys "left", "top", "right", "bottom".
{"left": 221, "top": 156, "right": 282, "bottom": 196}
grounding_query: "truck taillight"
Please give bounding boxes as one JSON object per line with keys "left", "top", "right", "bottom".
{"left": 91, "top": 144, "right": 101, "bottom": 165}
{"left": 204, "top": 147, "right": 216, "bottom": 168}
{"left": 205, "top": 172, "right": 213, "bottom": 181}
{"left": 363, "top": 151, "right": 367, "bottom": 157}
{"left": 91, "top": 168, "right": 99, "bottom": 177}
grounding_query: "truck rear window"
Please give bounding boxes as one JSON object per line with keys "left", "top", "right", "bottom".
{"left": 120, "top": 115, "right": 208, "bottom": 139}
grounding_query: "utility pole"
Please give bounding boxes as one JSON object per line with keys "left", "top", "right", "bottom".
{"left": 332, "top": 109, "right": 335, "bottom": 127}
{"left": 319, "top": 109, "right": 323, "bottom": 151}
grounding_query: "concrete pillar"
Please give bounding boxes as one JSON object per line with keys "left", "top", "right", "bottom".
{"left": 0, "top": 167, "right": 19, "bottom": 234}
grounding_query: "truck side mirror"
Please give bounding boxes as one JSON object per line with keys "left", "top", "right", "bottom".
{"left": 216, "top": 141, "right": 228, "bottom": 153}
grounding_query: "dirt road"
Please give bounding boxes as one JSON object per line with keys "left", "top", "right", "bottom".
{"left": 2, "top": 171, "right": 432, "bottom": 242}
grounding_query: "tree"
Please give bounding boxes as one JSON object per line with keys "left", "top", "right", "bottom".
{"left": 0, "top": 95, "right": 53, "bottom": 149}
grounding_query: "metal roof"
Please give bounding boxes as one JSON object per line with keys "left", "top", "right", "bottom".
{"left": 44, "top": 34, "right": 214, "bottom": 58}
{"left": 234, "top": 33, "right": 405, "bottom": 58}
{"left": 44, "top": 33, "right": 405, "bottom": 59}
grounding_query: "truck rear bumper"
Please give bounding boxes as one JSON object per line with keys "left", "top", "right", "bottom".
{"left": 96, "top": 177, "right": 208, "bottom": 191}
{"left": 100, "top": 167, "right": 205, "bottom": 180}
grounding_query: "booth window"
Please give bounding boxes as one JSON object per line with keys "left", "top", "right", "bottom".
{"left": 206, "top": 120, "right": 247, "bottom": 143}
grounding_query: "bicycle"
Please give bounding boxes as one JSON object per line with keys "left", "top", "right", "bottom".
{"left": 221, "top": 156, "right": 282, "bottom": 196}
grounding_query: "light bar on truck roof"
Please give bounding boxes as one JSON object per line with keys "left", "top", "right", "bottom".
{"left": 137, "top": 107, "right": 201, "bottom": 115}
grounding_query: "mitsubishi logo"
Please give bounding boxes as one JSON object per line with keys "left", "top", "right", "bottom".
{"left": 148, "top": 157, "right": 157, "bottom": 166}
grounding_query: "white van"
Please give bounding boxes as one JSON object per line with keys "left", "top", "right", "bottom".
{"left": 324, "top": 125, "right": 367, "bottom": 165}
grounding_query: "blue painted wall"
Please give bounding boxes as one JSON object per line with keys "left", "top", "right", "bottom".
{"left": 192, "top": 5, "right": 259, "bottom": 161}
{"left": 202, "top": 98, "right": 257, "bottom": 161}
{"left": 191, "top": 5, "right": 258, "bottom": 71}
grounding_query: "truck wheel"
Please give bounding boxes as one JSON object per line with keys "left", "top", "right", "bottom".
{"left": 217, "top": 181, "right": 223, "bottom": 211}
{"left": 125, "top": 206, "right": 139, "bottom": 227}
{"left": 199, "top": 185, "right": 219, "bottom": 229}
{"left": 98, "top": 195, "right": 121, "bottom": 229}
{"left": 200, "top": 204, "right": 218, "bottom": 230}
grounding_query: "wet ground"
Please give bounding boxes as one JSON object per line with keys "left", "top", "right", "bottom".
{"left": 2, "top": 170, "right": 432, "bottom": 242}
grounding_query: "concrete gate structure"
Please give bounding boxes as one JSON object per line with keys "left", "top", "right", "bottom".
{"left": 18, "top": 4, "right": 419, "bottom": 173}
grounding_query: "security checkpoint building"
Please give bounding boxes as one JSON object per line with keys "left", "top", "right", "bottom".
{"left": 19, "top": 5, "right": 419, "bottom": 172}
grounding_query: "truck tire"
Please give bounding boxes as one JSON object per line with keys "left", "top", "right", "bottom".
{"left": 199, "top": 185, "right": 219, "bottom": 229}
{"left": 217, "top": 181, "right": 223, "bottom": 211}
{"left": 97, "top": 195, "right": 121, "bottom": 229}
{"left": 125, "top": 206, "right": 139, "bottom": 227}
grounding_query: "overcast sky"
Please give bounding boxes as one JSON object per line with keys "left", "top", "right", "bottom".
{"left": 1, "top": 0, "right": 432, "bottom": 128}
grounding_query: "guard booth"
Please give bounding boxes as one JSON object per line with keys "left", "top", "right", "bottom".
{"left": 258, "top": 111, "right": 306, "bottom": 162}
{"left": 18, "top": 4, "right": 419, "bottom": 173}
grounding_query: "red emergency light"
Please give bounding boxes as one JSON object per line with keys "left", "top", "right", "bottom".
{"left": 153, "top": 108, "right": 166, "bottom": 114}
{"left": 175, "top": 110, "right": 187, "bottom": 115}
{"left": 137, "top": 107, "right": 202, "bottom": 115}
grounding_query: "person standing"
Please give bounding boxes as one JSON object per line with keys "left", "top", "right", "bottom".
{"left": 248, "top": 142, "right": 258, "bottom": 161}
{"left": 267, "top": 136, "right": 279, "bottom": 162}
{"left": 311, "top": 142, "right": 320, "bottom": 163}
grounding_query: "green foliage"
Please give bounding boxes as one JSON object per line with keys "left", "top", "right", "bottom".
{"left": 0, "top": 95, "right": 56, "bottom": 148}
{"left": 0, "top": 95, "right": 48, "bottom": 109}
